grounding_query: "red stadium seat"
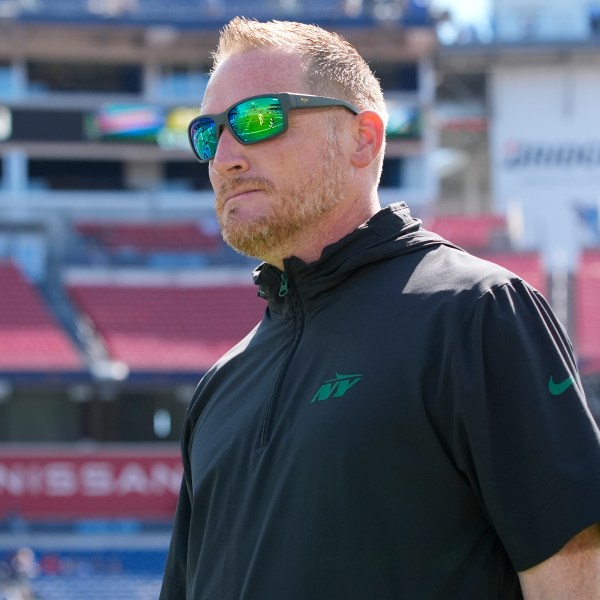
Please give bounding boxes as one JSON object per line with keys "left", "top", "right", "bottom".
{"left": 76, "top": 221, "right": 221, "bottom": 254}
{"left": 477, "top": 251, "right": 547, "bottom": 297}
{"left": 428, "top": 214, "right": 507, "bottom": 252}
{"left": 575, "top": 250, "right": 600, "bottom": 375}
{"left": 67, "top": 282, "right": 265, "bottom": 372}
{"left": 0, "top": 261, "right": 82, "bottom": 370}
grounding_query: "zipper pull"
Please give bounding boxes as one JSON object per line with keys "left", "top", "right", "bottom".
{"left": 278, "top": 273, "right": 289, "bottom": 297}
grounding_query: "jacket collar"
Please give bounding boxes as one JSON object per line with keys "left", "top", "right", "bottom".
{"left": 252, "top": 202, "right": 450, "bottom": 310}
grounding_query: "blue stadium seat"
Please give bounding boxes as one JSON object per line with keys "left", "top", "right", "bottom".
{"left": 30, "top": 549, "right": 167, "bottom": 600}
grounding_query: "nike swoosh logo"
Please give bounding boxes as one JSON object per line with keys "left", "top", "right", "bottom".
{"left": 548, "top": 375, "right": 575, "bottom": 396}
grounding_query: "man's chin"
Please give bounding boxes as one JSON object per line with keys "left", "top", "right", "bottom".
{"left": 222, "top": 224, "right": 274, "bottom": 260}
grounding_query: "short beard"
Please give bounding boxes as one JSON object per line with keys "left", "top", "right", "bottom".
{"left": 215, "top": 127, "right": 345, "bottom": 263}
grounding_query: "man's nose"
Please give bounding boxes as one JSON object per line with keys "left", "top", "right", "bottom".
{"left": 211, "top": 126, "right": 250, "bottom": 175}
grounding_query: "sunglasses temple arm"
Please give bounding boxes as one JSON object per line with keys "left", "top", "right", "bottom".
{"left": 289, "top": 95, "right": 359, "bottom": 114}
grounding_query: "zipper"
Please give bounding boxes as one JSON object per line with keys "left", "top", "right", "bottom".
{"left": 258, "top": 271, "right": 303, "bottom": 448}
{"left": 278, "top": 272, "right": 289, "bottom": 297}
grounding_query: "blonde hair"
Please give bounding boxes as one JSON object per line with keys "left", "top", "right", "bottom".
{"left": 211, "top": 17, "right": 388, "bottom": 174}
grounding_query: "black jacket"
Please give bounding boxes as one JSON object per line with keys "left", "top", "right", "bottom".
{"left": 161, "top": 203, "right": 600, "bottom": 599}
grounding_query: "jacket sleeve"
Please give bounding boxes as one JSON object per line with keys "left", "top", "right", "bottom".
{"left": 159, "top": 473, "right": 191, "bottom": 599}
{"left": 443, "top": 278, "right": 600, "bottom": 571}
{"left": 159, "top": 373, "right": 216, "bottom": 599}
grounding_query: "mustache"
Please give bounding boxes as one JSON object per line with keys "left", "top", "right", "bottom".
{"left": 217, "top": 176, "right": 274, "bottom": 201}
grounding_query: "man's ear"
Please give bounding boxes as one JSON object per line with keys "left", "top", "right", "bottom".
{"left": 351, "top": 110, "right": 385, "bottom": 168}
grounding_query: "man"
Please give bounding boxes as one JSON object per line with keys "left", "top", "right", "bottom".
{"left": 161, "top": 17, "right": 600, "bottom": 599}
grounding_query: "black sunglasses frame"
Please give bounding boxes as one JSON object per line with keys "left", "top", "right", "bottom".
{"left": 187, "top": 92, "right": 361, "bottom": 163}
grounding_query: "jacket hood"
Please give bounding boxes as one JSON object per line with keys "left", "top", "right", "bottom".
{"left": 253, "top": 202, "right": 458, "bottom": 308}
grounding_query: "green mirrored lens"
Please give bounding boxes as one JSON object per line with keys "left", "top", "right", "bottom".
{"left": 229, "top": 97, "right": 284, "bottom": 143}
{"left": 192, "top": 118, "right": 218, "bottom": 161}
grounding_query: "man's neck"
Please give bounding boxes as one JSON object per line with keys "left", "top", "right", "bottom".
{"left": 265, "top": 194, "right": 381, "bottom": 271}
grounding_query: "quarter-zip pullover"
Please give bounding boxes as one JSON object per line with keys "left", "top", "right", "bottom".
{"left": 161, "top": 203, "right": 600, "bottom": 600}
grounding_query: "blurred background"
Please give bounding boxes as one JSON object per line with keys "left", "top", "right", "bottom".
{"left": 0, "top": 0, "right": 599, "bottom": 598}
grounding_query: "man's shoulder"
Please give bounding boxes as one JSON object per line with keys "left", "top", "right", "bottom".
{"left": 386, "top": 241, "right": 521, "bottom": 298}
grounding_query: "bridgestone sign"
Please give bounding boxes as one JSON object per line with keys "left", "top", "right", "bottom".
{"left": 0, "top": 449, "right": 182, "bottom": 518}
{"left": 504, "top": 140, "right": 600, "bottom": 169}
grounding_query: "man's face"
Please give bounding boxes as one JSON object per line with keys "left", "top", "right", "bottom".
{"left": 201, "top": 50, "right": 350, "bottom": 264}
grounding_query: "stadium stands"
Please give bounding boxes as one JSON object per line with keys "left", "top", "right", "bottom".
{"left": 67, "top": 281, "right": 265, "bottom": 372}
{"left": 75, "top": 221, "right": 221, "bottom": 255}
{"left": 477, "top": 251, "right": 548, "bottom": 297}
{"left": 32, "top": 574, "right": 162, "bottom": 600}
{"left": 13, "top": 0, "right": 436, "bottom": 25}
{"left": 427, "top": 213, "right": 508, "bottom": 252}
{"left": 574, "top": 249, "right": 600, "bottom": 375}
{"left": 74, "top": 221, "right": 224, "bottom": 267}
{"left": 0, "top": 261, "right": 82, "bottom": 371}
{"left": 0, "top": 546, "right": 167, "bottom": 600}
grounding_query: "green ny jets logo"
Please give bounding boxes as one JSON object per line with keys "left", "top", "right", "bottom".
{"left": 310, "top": 373, "right": 363, "bottom": 403}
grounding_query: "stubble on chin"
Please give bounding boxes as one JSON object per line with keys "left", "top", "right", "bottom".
{"left": 215, "top": 135, "right": 345, "bottom": 262}
{"left": 221, "top": 209, "right": 274, "bottom": 259}
{"left": 215, "top": 176, "right": 278, "bottom": 259}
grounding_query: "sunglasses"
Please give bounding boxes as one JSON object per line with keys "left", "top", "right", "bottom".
{"left": 187, "top": 92, "right": 360, "bottom": 163}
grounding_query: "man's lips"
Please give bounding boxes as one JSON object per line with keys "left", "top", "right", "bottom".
{"left": 224, "top": 188, "right": 263, "bottom": 203}
{"left": 218, "top": 177, "right": 272, "bottom": 206}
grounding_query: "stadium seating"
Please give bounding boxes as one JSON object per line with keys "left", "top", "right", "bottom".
{"left": 76, "top": 222, "right": 220, "bottom": 254}
{"left": 8, "top": 547, "right": 167, "bottom": 600}
{"left": 67, "top": 282, "right": 265, "bottom": 371}
{"left": 0, "top": 261, "right": 82, "bottom": 371}
{"left": 16, "top": 0, "right": 434, "bottom": 24}
{"left": 75, "top": 221, "right": 223, "bottom": 264}
{"left": 32, "top": 575, "right": 162, "bottom": 600}
{"left": 574, "top": 250, "right": 600, "bottom": 374}
{"left": 427, "top": 213, "right": 508, "bottom": 252}
{"left": 477, "top": 251, "right": 547, "bottom": 297}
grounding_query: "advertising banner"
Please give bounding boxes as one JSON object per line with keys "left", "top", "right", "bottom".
{"left": 491, "top": 64, "right": 600, "bottom": 266}
{"left": 0, "top": 448, "right": 182, "bottom": 519}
